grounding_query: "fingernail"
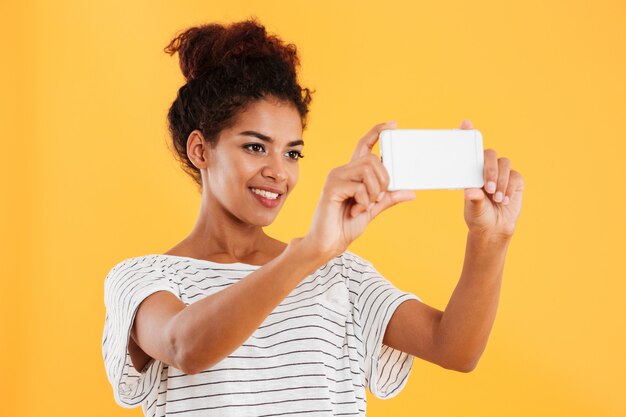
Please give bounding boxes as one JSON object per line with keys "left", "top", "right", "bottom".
{"left": 376, "top": 191, "right": 385, "bottom": 202}
{"left": 368, "top": 202, "right": 375, "bottom": 210}
{"left": 487, "top": 182, "right": 496, "bottom": 193}
{"left": 494, "top": 191, "right": 503, "bottom": 202}
{"left": 503, "top": 196, "right": 510, "bottom": 205}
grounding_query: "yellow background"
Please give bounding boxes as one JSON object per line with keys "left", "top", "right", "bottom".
{"left": 1, "top": 0, "right": 624, "bottom": 416}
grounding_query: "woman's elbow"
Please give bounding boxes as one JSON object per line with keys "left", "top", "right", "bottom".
{"left": 455, "top": 360, "right": 479, "bottom": 373}
{"left": 440, "top": 355, "right": 480, "bottom": 373}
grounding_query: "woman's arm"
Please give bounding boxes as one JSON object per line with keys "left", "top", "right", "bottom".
{"left": 435, "top": 232, "right": 511, "bottom": 371}
{"left": 131, "top": 237, "right": 329, "bottom": 375}
{"left": 176, "top": 238, "right": 333, "bottom": 374}
{"left": 382, "top": 232, "right": 511, "bottom": 372}
{"left": 383, "top": 119, "right": 524, "bottom": 372}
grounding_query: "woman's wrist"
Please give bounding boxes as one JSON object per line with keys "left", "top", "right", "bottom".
{"left": 287, "top": 236, "right": 336, "bottom": 268}
{"left": 467, "top": 229, "right": 513, "bottom": 248}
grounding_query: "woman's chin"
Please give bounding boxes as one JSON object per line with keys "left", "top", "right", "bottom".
{"left": 255, "top": 212, "right": 281, "bottom": 227}
{"left": 239, "top": 208, "right": 281, "bottom": 227}
{"left": 245, "top": 194, "right": 285, "bottom": 225}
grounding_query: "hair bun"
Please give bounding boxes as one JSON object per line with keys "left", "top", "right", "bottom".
{"left": 164, "top": 18, "right": 300, "bottom": 82}
{"left": 164, "top": 24, "right": 224, "bottom": 81}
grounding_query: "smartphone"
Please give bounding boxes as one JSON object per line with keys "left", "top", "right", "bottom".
{"left": 379, "top": 129, "right": 484, "bottom": 191}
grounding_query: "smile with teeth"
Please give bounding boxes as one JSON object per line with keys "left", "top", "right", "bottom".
{"left": 250, "top": 188, "right": 280, "bottom": 200}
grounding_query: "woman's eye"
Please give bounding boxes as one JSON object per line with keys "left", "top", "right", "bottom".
{"left": 244, "top": 143, "right": 265, "bottom": 153}
{"left": 244, "top": 144, "right": 303, "bottom": 160}
{"left": 287, "top": 150, "right": 304, "bottom": 160}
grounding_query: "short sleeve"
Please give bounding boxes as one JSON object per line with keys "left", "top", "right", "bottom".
{"left": 343, "top": 251, "right": 422, "bottom": 399}
{"left": 101, "top": 256, "right": 180, "bottom": 408}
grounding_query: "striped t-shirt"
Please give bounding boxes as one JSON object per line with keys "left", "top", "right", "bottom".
{"left": 102, "top": 250, "right": 422, "bottom": 417}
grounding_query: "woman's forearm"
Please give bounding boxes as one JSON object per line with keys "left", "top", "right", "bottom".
{"left": 170, "top": 237, "right": 330, "bottom": 374}
{"left": 435, "top": 232, "right": 512, "bottom": 372}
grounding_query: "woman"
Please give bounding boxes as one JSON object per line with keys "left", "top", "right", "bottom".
{"left": 102, "top": 18, "right": 524, "bottom": 417}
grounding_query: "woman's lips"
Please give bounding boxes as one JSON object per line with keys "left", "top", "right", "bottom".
{"left": 249, "top": 188, "right": 282, "bottom": 208}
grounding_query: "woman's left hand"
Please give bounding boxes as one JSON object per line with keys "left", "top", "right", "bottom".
{"left": 461, "top": 120, "right": 525, "bottom": 239}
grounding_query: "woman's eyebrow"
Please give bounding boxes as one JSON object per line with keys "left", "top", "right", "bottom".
{"left": 239, "top": 130, "right": 304, "bottom": 147}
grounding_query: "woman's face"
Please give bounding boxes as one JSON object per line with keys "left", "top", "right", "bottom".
{"left": 201, "top": 97, "right": 304, "bottom": 226}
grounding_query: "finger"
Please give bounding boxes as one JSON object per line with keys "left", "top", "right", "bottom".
{"left": 459, "top": 119, "right": 474, "bottom": 130}
{"left": 331, "top": 180, "right": 370, "bottom": 218}
{"left": 327, "top": 179, "right": 368, "bottom": 218}
{"left": 351, "top": 184, "right": 370, "bottom": 217}
{"left": 367, "top": 153, "right": 391, "bottom": 193}
{"left": 483, "top": 149, "right": 498, "bottom": 194}
{"left": 353, "top": 162, "right": 381, "bottom": 206}
{"left": 494, "top": 157, "right": 511, "bottom": 204}
{"left": 325, "top": 172, "right": 371, "bottom": 206}
{"left": 356, "top": 154, "right": 389, "bottom": 196}
{"left": 369, "top": 190, "right": 416, "bottom": 219}
{"left": 352, "top": 182, "right": 371, "bottom": 214}
{"left": 336, "top": 157, "right": 386, "bottom": 201}
{"left": 351, "top": 121, "right": 397, "bottom": 161}
{"left": 504, "top": 170, "right": 525, "bottom": 205}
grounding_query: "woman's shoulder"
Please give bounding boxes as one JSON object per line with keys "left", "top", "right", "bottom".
{"left": 102, "top": 255, "right": 182, "bottom": 304}
{"left": 103, "top": 254, "right": 173, "bottom": 286}
{"left": 106, "top": 254, "right": 167, "bottom": 272}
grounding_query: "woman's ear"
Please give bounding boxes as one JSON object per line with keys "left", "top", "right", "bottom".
{"left": 187, "top": 130, "right": 209, "bottom": 169}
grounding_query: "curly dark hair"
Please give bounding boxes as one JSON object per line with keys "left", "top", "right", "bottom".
{"left": 163, "top": 17, "right": 314, "bottom": 190}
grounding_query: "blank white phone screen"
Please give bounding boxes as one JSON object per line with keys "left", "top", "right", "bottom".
{"left": 381, "top": 129, "right": 484, "bottom": 190}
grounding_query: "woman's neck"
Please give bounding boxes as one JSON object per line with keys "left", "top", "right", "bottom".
{"left": 165, "top": 214, "right": 286, "bottom": 265}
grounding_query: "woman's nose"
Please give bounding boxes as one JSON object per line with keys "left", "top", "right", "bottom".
{"left": 262, "top": 154, "right": 287, "bottom": 181}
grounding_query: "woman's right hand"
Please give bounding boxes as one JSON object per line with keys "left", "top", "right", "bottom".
{"left": 302, "top": 121, "right": 417, "bottom": 260}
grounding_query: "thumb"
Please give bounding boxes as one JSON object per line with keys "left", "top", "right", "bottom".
{"left": 351, "top": 120, "right": 398, "bottom": 161}
{"left": 464, "top": 188, "right": 484, "bottom": 201}
{"left": 463, "top": 188, "right": 488, "bottom": 213}
{"left": 369, "top": 190, "right": 416, "bottom": 219}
